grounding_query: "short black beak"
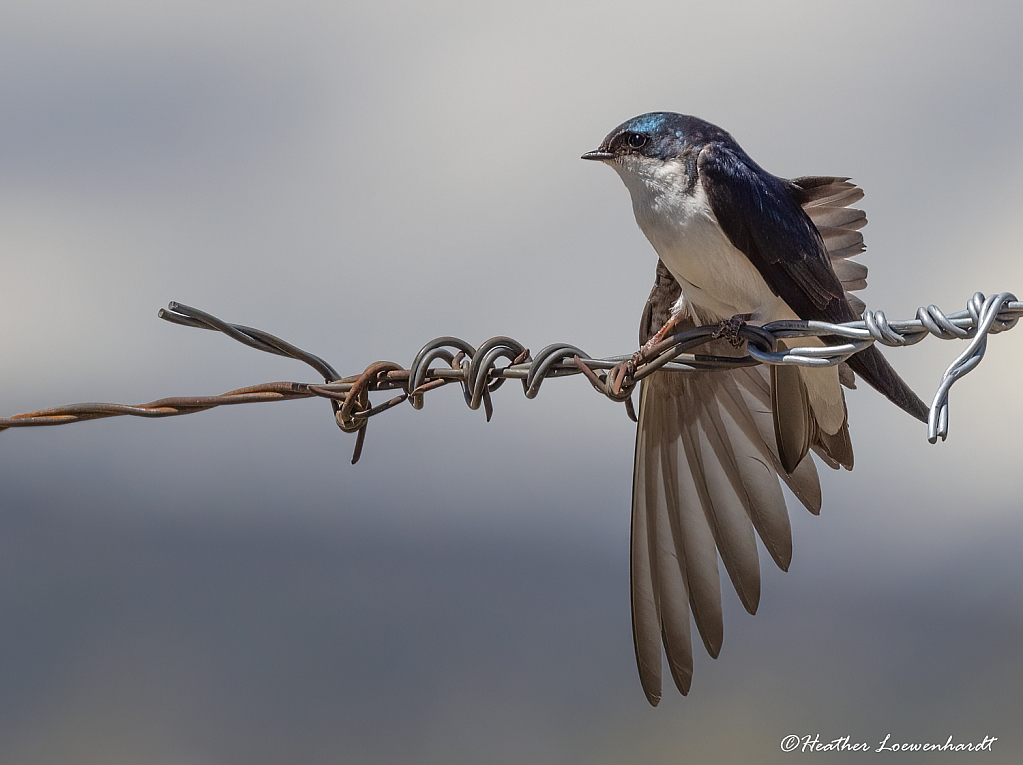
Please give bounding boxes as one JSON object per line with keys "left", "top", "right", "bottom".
{"left": 581, "top": 150, "right": 613, "bottom": 161}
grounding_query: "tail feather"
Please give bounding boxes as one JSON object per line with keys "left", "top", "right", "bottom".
{"left": 845, "top": 344, "right": 929, "bottom": 423}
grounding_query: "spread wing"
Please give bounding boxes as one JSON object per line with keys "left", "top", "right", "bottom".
{"left": 631, "top": 329, "right": 824, "bottom": 703}
{"left": 630, "top": 178, "right": 871, "bottom": 705}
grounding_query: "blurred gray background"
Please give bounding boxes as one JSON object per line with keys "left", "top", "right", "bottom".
{"left": 2, "top": 1, "right": 1022, "bottom": 763}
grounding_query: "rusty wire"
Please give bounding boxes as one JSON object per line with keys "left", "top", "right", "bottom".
{"left": 2, "top": 293, "right": 1019, "bottom": 462}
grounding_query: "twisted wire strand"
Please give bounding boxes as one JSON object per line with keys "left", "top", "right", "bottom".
{"left": 1, "top": 293, "right": 1019, "bottom": 462}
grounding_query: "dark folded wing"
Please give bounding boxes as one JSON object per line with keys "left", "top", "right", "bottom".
{"left": 698, "top": 145, "right": 858, "bottom": 324}
{"left": 700, "top": 148, "right": 928, "bottom": 421}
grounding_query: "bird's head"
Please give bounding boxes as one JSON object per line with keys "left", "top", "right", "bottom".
{"left": 582, "top": 112, "right": 689, "bottom": 162}
{"left": 582, "top": 112, "right": 732, "bottom": 194}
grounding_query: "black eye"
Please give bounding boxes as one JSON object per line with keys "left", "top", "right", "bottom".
{"left": 626, "top": 132, "right": 648, "bottom": 149}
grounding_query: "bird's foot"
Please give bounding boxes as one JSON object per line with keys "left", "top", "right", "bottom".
{"left": 713, "top": 313, "right": 753, "bottom": 348}
{"left": 632, "top": 312, "right": 687, "bottom": 367}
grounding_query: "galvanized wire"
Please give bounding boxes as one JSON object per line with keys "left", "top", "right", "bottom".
{"left": 1, "top": 293, "right": 1019, "bottom": 461}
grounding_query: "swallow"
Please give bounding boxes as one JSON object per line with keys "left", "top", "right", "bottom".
{"left": 584, "top": 112, "right": 928, "bottom": 704}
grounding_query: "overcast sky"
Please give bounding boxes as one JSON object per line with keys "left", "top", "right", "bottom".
{"left": 2, "top": 2, "right": 1022, "bottom": 763}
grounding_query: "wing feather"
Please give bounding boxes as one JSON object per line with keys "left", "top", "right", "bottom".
{"left": 632, "top": 352, "right": 816, "bottom": 700}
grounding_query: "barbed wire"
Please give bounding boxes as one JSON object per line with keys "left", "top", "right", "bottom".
{"left": 2, "top": 292, "right": 1018, "bottom": 463}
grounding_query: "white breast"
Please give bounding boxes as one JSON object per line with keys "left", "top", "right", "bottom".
{"left": 614, "top": 156, "right": 793, "bottom": 324}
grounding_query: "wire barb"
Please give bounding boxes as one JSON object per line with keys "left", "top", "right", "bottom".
{"left": 2, "top": 293, "right": 1019, "bottom": 459}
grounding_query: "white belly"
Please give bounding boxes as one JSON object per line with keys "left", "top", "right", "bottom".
{"left": 629, "top": 172, "right": 792, "bottom": 324}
